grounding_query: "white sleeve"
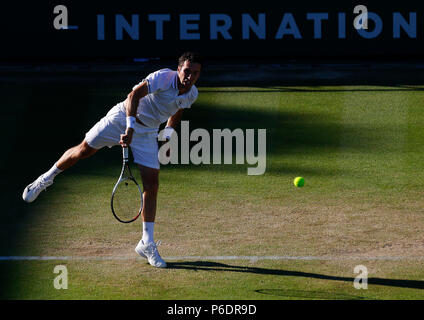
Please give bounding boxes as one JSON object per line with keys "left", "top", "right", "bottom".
{"left": 136, "top": 69, "right": 175, "bottom": 94}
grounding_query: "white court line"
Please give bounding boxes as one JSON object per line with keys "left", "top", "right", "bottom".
{"left": 0, "top": 255, "right": 423, "bottom": 261}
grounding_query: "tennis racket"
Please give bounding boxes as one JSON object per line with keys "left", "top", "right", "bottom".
{"left": 111, "top": 147, "right": 143, "bottom": 223}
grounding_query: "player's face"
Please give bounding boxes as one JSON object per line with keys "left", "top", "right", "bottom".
{"left": 177, "top": 60, "right": 201, "bottom": 90}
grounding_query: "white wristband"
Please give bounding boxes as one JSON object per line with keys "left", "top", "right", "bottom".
{"left": 126, "top": 116, "right": 136, "bottom": 129}
{"left": 164, "top": 126, "right": 175, "bottom": 140}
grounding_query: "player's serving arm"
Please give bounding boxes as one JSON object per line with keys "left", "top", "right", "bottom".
{"left": 22, "top": 52, "right": 202, "bottom": 268}
{"left": 119, "top": 77, "right": 148, "bottom": 148}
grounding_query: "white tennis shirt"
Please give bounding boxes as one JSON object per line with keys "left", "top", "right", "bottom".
{"left": 130, "top": 68, "right": 198, "bottom": 129}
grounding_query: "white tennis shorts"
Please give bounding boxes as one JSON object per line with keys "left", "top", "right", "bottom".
{"left": 85, "top": 103, "right": 160, "bottom": 169}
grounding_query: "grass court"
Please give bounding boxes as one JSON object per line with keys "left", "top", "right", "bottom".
{"left": 1, "top": 65, "right": 423, "bottom": 300}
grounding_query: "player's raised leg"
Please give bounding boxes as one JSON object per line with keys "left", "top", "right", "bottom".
{"left": 56, "top": 140, "right": 98, "bottom": 171}
{"left": 22, "top": 140, "right": 98, "bottom": 203}
{"left": 135, "top": 165, "right": 167, "bottom": 268}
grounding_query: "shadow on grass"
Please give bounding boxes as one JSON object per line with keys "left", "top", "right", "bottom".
{"left": 167, "top": 261, "right": 424, "bottom": 296}
{"left": 12, "top": 81, "right": 397, "bottom": 183}
{"left": 255, "top": 289, "right": 367, "bottom": 300}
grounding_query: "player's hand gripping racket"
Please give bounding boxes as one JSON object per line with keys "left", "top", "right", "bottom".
{"left": 111, "top": 147, "right": 143, "bottom": 223}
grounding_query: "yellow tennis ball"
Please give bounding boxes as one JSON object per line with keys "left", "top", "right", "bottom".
{"left": 294, "top": 177, "right": 305, "bottom": 187}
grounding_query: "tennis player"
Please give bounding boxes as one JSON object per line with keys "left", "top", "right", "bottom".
{"left": 22, "top": 52, "right": 202, "bottom": 268}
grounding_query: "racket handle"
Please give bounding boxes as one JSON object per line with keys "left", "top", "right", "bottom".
{"left": 122, "top": 147, "right": 129, "bottom": 162}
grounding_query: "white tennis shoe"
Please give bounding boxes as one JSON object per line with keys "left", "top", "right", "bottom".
{"left": 135, "top": 240, "right": 167, "bottom": 268}
{"left": 22, "top": 175, "right": 53, "bottom": 203}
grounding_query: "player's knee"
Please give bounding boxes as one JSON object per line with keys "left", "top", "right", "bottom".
{"left": 77, "top": 142, "right": 96, "bottom": 159}
{"left": 139, "top": 166, "right": 160, "bottom": 193}
{"left": 144, "top": 180, "right": 159, "bottom": 194}
{"left": 142, "top": 175, "right": 159, "bottom": 194}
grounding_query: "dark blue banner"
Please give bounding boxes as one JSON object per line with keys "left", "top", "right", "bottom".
{"left": 2, "top": 0, "right": 423, "bottom": 60}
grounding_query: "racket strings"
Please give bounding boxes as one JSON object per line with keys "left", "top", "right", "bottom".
{"left": 112, "top": 178, "right": 142, "bottom": 222}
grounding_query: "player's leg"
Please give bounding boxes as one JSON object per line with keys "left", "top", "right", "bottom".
{"left": 22, "top": 140, "right": 98, "bottom": 203}
{"left": 139, "top": 164, "right": 160, "bottom": 241}
{"left": 23, "top": 108, "right": 125, "bottom": 203}
{"left": 131, "top": 134, "right": 166, "bottom": 268}
{"left": 56, "top": 140, "right": 98, "bottom": 171}
{"left": 135, "top": 164, "right": 167, "bottom": 268}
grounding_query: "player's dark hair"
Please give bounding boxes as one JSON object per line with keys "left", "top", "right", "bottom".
{"left": 178, "top": 52, "right": 202, "bottom": 66}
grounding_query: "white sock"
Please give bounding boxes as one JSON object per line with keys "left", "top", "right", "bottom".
{"left": 42, "top": 163, "right": 63, "bottom": 182}
{"left": 142, "top": 222, "right": 155, "bottom": 244}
